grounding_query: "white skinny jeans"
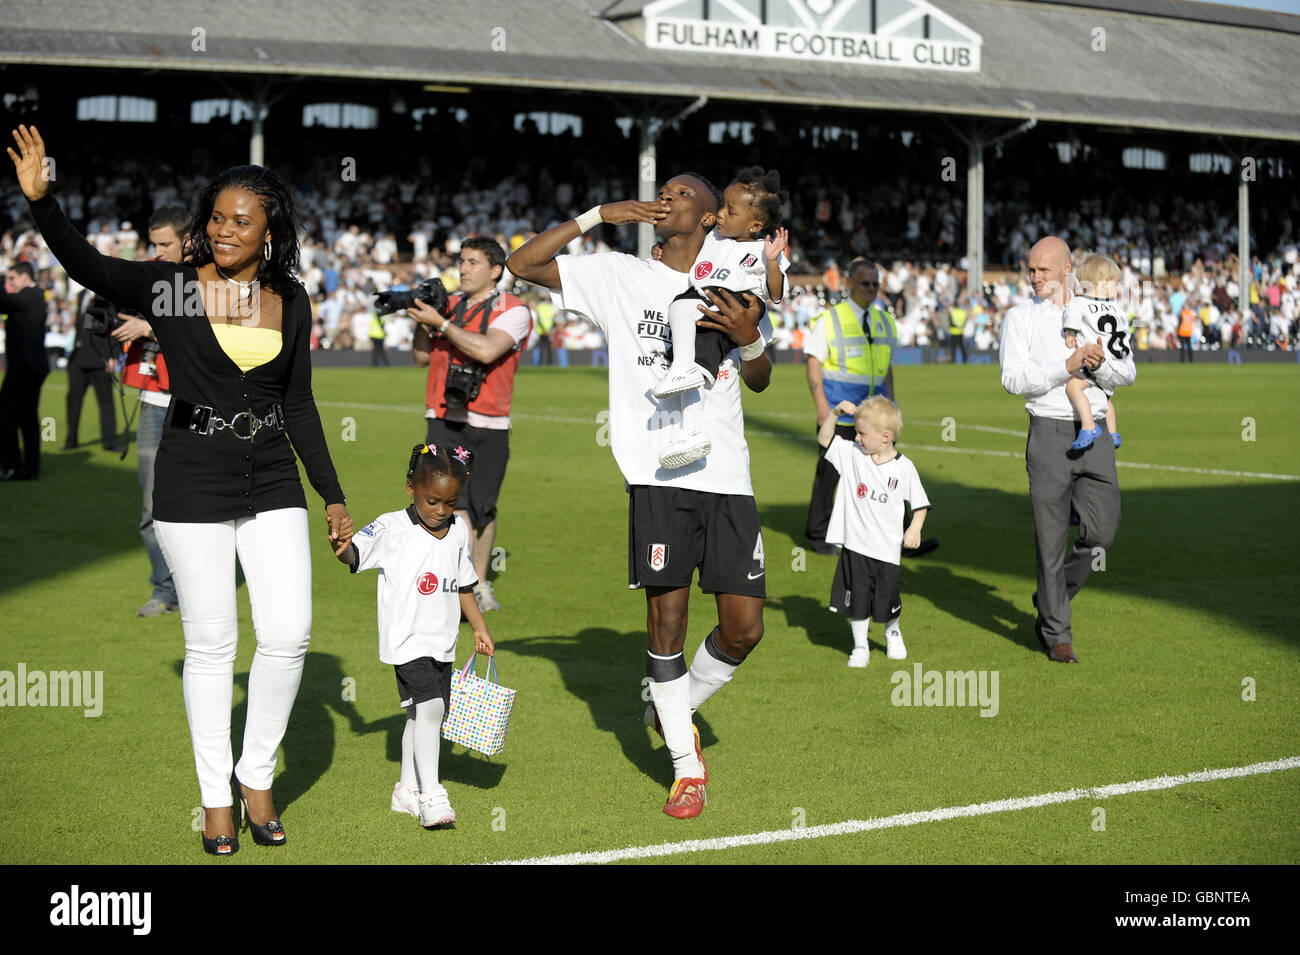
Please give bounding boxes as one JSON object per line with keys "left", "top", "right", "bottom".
{"left": 155, "top": 507, "right": 312, "bottom": 808}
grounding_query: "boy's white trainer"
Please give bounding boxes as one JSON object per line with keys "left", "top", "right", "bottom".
{"left": 847, "top": 647, "right": 870, "bottom": 668}
{"left": 885, "top": 628, "right": 907, "bottom": 660}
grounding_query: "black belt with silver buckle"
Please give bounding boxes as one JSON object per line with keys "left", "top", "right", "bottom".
{"left": 169, "top": 399, "right": 286, "bottom": 440}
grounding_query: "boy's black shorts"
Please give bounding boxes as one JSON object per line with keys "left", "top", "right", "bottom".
{"left": 829, "top": 548, "right": 901, "bottom": 623}
{"left": 628, "top": 484, "right": 765, "bottom": 597}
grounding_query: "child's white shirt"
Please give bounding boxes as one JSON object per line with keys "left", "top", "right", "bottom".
{"left": 350, "top": 508, "right": 477, "bottom": 665}
{"left": 824, "top": 438, "right": 930, "bottom": 564}
{"left": 1062, "top": 295, "right": 1133, "bottom": 397}
{"left": 689, "top": 230, "right": 789, "bottom": 303}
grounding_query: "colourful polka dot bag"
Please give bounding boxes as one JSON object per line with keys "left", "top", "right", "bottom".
{"left": 442, "top": 653, "right": 515, "bottom": 756}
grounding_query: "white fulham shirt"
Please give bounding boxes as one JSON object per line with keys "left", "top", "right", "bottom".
{"left": 1000, "top": 295, "right": 1135, "bottom": 420}
{"left": 555, "top": 251, "right": 772, "bottom": 495}
{"left": 824, "top": 438, "right": 930, "bottom": 564}
{"left": 350, "top": 508, "right": 477, "bottom": 665}
{"left": 690, "top": 230, "right": 789, "bottom": 302}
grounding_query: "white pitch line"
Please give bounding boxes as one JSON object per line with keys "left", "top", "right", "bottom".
{"left": 495, "top": 755, "right": 1300, "bottom": 866}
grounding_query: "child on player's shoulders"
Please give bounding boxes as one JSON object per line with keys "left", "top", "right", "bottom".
{"left": 333, "top": 443, "right": 495, "bottom": 829}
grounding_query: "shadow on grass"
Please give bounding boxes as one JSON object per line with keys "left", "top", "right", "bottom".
{"left": 508, "top": 629, "right": 714, "bottom": 787}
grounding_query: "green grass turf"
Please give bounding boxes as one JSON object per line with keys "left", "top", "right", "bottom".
{"left": 1, "top": 361, "right": 1297, "bottom": 864}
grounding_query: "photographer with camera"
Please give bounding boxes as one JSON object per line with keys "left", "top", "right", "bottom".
{"left": 109, "top": 205, "right": 188, "bottom": 617}
{"left": 63, "top": 286, "right": 121, "bottom": 453}
{"left": 401, "top": 236, "right": 532, "bottom": 613}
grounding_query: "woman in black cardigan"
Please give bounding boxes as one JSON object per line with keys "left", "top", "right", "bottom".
{"left": 9, "top": 125, "right": 353, "bottom": 856}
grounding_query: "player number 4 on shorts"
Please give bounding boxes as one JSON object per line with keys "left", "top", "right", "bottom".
{"left": 753, "top": 534, "right": 764, "bottom": 569}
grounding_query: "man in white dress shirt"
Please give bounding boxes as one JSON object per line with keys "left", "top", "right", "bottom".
{"left": 999, "top": 237, "right": 1135, "bottom": 663}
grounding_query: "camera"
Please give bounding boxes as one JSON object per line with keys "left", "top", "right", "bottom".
{"left": 82, "top": 296, "right": 125, "bottom": 336}
{"left": 443, "top": 360, "right": 486, "bottom": 408}
{"left": 373, "top": 277, "right": 449, "bottom": 317}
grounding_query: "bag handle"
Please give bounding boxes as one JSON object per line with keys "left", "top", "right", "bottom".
{"left": 458, "top": 652, "right": 499, "bottom": 685}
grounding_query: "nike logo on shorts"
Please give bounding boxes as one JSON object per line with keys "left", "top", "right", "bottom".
{"left": 748, "top": 571, "right": 765, "bottom": 580}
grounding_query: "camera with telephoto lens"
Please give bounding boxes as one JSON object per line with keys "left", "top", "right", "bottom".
{"left": 442, "top": 359, "right": 486, "bottom": 408}
{"left": 373, "top": 277, "right": 449, "bottom": 317}
{"left": 82, "top": 295, "right": 125, "bottom": 336}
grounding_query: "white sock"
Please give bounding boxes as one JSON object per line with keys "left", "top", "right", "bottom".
{"left": 400, "top": 707, "right": 419, "bottom": 790}
{"left": 666, "top": 295, "right": 699, "bottom": 372}
{"left": 688, "top": 628, "right": 739, "bottom": 712}
{"left": 647, "top": 650, "right": 701, "bottom": 779}
{"left": 850, "top": 618, "right": 870, "bottom": 650}
{"left": 413, "top": 698, "right": 445, "bottom": 794}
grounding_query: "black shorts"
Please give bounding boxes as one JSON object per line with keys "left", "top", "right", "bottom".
{"left": 424, "top": 418, "right": 509, "bottom": 528}
{"left": 829, "top": 549, "right": 901, "bottom": 623}
{"left": 668, "top": 286, "right": 764, "bottom": 379}
{"left": 628, "top": 484, "right": 765, "bottom": 597}
{"left": 394, "top": 657, "right": 453, "bottom": 709}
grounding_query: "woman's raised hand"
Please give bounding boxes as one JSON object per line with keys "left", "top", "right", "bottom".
{"left": 6, "top": 125, "right": 51, "bottom": 202}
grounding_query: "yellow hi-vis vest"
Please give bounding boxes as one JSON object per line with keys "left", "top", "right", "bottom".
{"left": 815, "top": 300, "right": 898, "bottom": 421}
{"left": 949, "top": 306, "right": 968, "bottom": 336}
{"left": 536, "top": 300, "right": 555, "bottom": 333}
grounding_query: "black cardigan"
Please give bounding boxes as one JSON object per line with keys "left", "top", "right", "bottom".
{"left": 30, "top": 193, "right": 345, "bottom": 522}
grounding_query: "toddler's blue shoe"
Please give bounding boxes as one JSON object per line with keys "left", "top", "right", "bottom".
{"left": 1069, "top": 425, "right": 1102, "bottom": 451}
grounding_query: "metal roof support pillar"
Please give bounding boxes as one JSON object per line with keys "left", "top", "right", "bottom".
{"left": 638, "top": 112, "right": 657, "bottom": 259}
{"left": 1238, "top": 166, "right": 1250, "bottom": 322}
{"left": 967, "top": 136, "right": 984, "bottom": 304}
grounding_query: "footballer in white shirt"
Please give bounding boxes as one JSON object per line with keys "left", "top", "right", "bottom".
{"left": 508, "top": 172, "right": 771, "bottom": 820}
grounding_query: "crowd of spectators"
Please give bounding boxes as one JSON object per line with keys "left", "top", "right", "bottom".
{"left": 3, "top": 133, "right": 1298, "bottom": 362}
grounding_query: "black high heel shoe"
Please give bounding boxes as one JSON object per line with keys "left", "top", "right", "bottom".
{"left": 200, "top": 807, "right": 239, "bottom": 857}
{"left": 234, "top": 775, "right": 287, "bottom": 847}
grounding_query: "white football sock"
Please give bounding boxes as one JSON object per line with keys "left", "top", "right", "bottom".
{"left": 850, "top": 618, "right": 870, "bottom": 650}
{"left": 647, "top": 650, "right": 701, "bottom": 779}
{"left": 688, "top": 628, "right": 740, "bottom": 712}
{"left": 413, "top": 697, "right": 445, "bottom": 793}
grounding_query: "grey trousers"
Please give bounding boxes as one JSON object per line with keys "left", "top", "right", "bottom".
{"left": 1026, "top": 416, "right": 1121, "bottom": 647}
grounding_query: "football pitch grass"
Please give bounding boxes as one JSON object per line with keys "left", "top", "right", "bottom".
{"left": 2, "top": 361, "right": 1297, "bottom": 865}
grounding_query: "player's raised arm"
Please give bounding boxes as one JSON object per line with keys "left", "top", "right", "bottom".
{"left": 507, "top": 198, "right": 670, "bottom": 290}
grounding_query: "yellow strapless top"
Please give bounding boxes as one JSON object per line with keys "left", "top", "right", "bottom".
{"left": 210, "top": 323, "right": 282, "bottom": 372}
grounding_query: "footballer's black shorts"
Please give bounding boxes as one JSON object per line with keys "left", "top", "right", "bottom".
{"left": 628, "top": 484, "right": 765, "bottom": 597}
{"left": 829, "top": 548, "right": 901, "bottom": 623}
{"left": 424, "top": 417, "right": 509, "bottom": 528}
{"left": 394, "top": 657, "right": 453, "bottom": 709}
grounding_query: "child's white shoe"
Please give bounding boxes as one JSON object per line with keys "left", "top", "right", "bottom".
{"left": 846, "top": 647, "right": 870, "bottom": 668}
{"left": 659, "top": 430, "right": 711, "bottom": 469}
{"left": 653, "top": 365, "right": 707, "bottom": 399}
{"left": 885, "top": 628, "right": 907, "bottom": 660}
{"left": 391, "top": 781, "right": 420, "bottom": 818}
{"left": 419, "top": 785, "right": 456, "bottom": 828}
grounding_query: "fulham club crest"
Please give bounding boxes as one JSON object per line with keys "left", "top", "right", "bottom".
{"left": 888, "top": 477, "right": 898, "bottom": 491}
{"left": 648, "top": 543, "right": 669, "bottom": 572}
{"left": 739, "top": 253, "right": 758, "bottom": 268}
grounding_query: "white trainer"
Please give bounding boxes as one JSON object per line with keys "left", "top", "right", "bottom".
{"left": 653, "top": 365, "right": 707, "bottom": 399}
{"left": 658, "top": 430, "right": 711, "bottom": 469}
{"left": 391, "top": 781, "right": 420, "bottom": 818}
{"left": 474, "top": 580, "right": 501, "bottom": 613}
{"left": 418, "top": 786, "right": 456, "bottom": 828}
{"left": 847, "top": 647, "right": 870, "bottom": 668}
{"left": 885, "top": 629, "right": 907, "bottom": 660}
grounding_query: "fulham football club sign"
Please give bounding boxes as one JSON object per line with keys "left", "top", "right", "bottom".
{"left": 644, "top": 0, "right": 982, "bottom": 73}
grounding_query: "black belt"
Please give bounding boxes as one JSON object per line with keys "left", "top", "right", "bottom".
{"left": 169, "top": 399, "right": 285, "bottom": 440}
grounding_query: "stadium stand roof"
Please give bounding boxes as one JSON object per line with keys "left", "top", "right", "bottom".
{"left": 3, "top": 0, "right": 1298, "bottom": 140}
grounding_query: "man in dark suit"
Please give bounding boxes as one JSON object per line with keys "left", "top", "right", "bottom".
{"left": 0, "top": 261, "right": 50, "bottom": 480}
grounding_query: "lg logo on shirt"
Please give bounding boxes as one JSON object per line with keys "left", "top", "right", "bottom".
{"left": 695, "top": 261, "right": 713, "bottom": 281}
{"left": 856, "top": 483, "right": 891, "bottom": 504}
{"left": 416, "top": 573, "right": 460, "bottom": 595}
